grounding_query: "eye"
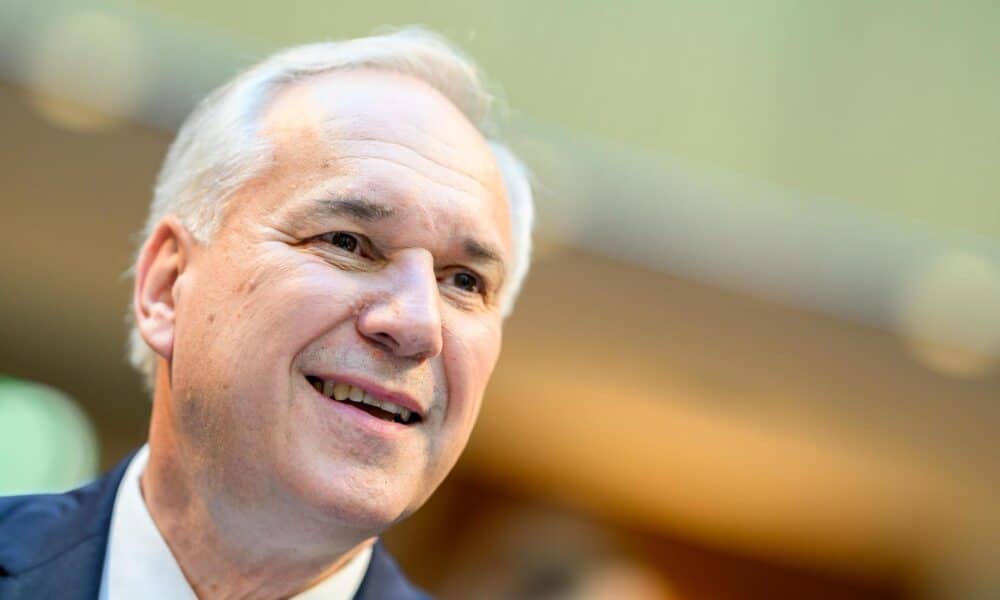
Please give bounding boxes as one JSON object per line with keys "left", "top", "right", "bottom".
{"left": 450, "top": 271, "right": 481, "bottom": 293}
{"left": 317, "top": 232, "right": 363, "bottom": 255}
{"left": 329, "top": 232, "right": 358, "bottom": 253}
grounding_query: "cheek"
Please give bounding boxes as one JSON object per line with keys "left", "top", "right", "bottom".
{"left": 442, "top": 315, "right": 502, "bottom": 417}
{"left": 179, "top": 250, "right": 365, "bottom": 387}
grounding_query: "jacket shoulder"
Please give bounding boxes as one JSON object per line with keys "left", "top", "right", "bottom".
{"left": 0, "top": 451, "right": 134, "bottom": 580}
{"left": 0, "top": 485, "right": 105, "bottom": 573}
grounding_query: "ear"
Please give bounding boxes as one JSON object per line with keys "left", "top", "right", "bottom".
{"left": 133, "top": 217, "right": 198, "bottom": 362}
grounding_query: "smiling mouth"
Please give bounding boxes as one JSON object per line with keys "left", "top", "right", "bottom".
{"left": 305, "top": 375, "right": 422, "bottom": 426}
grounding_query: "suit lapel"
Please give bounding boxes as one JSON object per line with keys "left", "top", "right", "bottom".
{"left": 0, "top": 452, "right": 134, "bottom": 600}
{"left": 353, "top": 541, "right": 428, "bottom": 599}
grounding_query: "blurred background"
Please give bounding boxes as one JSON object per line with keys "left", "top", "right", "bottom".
{"left": 1, "top": 1, "right": 997, "bottom": 598}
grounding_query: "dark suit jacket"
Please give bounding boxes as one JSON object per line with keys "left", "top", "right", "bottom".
{"left": 0, "top": 452, "right": 430, "bottom": 599}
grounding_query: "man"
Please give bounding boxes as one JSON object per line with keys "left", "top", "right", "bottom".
{"left": 0, "top": 27, "right": 533, "bottom": 599}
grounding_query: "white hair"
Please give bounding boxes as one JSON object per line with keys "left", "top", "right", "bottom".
{"left": 128, "top": 27, "right": 534, "bottom": 388}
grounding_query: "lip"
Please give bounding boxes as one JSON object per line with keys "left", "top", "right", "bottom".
{"left": 309, "top": 382, "right": 414, "bottom": 437}
{"left": 304, "top": 372, "right": 428, "bottom": 421}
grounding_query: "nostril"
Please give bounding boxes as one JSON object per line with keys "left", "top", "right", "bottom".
{"left": 356, "top": 292, "right": 442, "bottom": 359}
{"left": 371, "top": 331, "right": 397, "bottom": 351}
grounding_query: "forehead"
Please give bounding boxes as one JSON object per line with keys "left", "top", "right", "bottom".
{"left": 253, "top": 70, "right": 512, "bottom": 250}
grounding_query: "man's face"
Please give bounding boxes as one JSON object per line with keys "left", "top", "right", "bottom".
{"left": 165, "top": 70, "right": 511, "bottom": 533}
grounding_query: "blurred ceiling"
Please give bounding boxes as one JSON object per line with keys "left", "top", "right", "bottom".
{"left": 0, "top": 1, "right": 998, "bottom": 596}
{"left": 4, "top": 0, "right": 998, "bottom": 238}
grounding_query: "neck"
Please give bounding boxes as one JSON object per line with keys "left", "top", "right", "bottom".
{"left": 143, "top": 366, "right": 374, "bottom": 599}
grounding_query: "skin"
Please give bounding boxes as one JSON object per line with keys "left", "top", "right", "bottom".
{"left": 133, "top": 69, "right": 512, "bottom": 599}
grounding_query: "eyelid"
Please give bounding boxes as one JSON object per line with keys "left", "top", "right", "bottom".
{"left": 439, "top": 266, "right": 490, "bottom": 297}
{"left": 309, "top": 234, "right": 492, "bottom": 300}
{"left": 317, "top": 231, "right": 380, "bottom": 260}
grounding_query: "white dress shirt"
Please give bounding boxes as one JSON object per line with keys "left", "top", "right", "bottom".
{"left": 98, "top": 445, "right": 372, "bottom": 599}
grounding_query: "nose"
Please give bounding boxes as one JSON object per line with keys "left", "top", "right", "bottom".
{"left": 357, "top": 250, "right": 444, "bottom": 361}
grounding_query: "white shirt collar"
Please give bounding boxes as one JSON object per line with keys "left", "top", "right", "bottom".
{"left": 99, "top": 445, "right": 372, "bottom": 600}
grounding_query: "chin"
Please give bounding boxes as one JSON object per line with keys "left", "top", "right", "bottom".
{"left": 310, "top": 484, "right": 423, "bottom": 535}
{"left": 282, "top": 455, "right": 427, "bottom": 534}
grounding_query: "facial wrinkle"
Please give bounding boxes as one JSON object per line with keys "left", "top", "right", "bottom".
{"left": 329, "top": 137, "right": 493, "bottom": 198}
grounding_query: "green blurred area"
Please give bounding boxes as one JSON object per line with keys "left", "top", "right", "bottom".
{"left": 0, "top": 376, "right": 98, "bottom": 494}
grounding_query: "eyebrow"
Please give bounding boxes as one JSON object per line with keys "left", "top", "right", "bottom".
{"left": 296, "top": 194, "right": 507, "bottom": 288}
{"left": 464, "top": 238, "right": 503, "bottom": 266}
{"left": 311, "top": 197, "right": 503, "bottom": 264}
{"left": 463, "top": 237, "right": 507, "bottom": 290}
{"left": 323, "top": 197, "right": 396, "bottom": 222}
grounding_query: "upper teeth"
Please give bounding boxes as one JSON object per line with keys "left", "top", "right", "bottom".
{"left": 312, "top": 378, "right": 413, "bottom": 422}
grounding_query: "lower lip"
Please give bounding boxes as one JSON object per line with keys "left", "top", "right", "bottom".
{"left": 307, "top": 382, "right": 414, "bottom": 438}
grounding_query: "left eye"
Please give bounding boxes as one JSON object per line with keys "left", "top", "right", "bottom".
{"left": 320, "top": 232, "right": 361, "bottom": 254}
{"left": 450, "top": 271, "right": 481, "bottom": 293}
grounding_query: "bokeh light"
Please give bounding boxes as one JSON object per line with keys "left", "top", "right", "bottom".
{"left": 19, "top": 9, "right": 148, "bottom": 133}
{"left": 896, "top": 252, "right": 1000, "bottom": 377}
{"left": 0, "top": 376, "right": 99, "bottom": 494}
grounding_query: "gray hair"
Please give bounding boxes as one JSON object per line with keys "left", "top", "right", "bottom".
{"left": 128, "top": 27, "right": 534, "bottom": 388}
